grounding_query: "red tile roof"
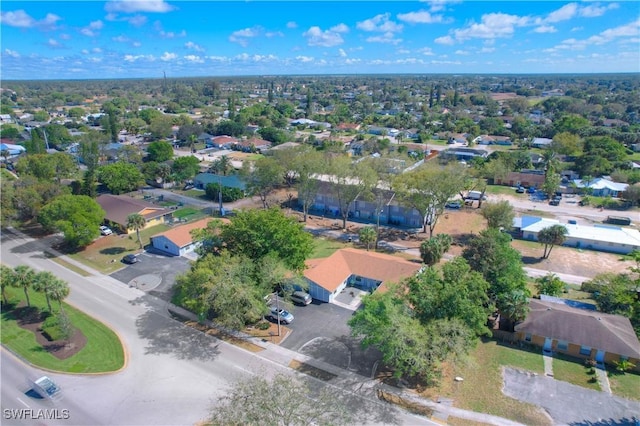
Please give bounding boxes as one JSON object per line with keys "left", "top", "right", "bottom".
{"left": 304, "top": 248, "right": 421, "bottom": 292}
{"left": 151, "top": 218, "right": 229, "bottom": 248}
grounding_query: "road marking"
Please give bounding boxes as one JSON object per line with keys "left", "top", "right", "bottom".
{"left": 233, "top": 365, "right": 256, "bottom": 376}
{"left": 16, "top": 397, "right": 30, "bottom": 408}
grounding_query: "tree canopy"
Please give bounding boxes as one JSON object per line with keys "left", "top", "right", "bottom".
{"left": 220, "top": 208, "right": 313, "bottom": 272}
{"left": 146, "top": 140, "right": 174, "bottom": 162}
{"left": 38, "top": 194, "right": 105, "bottom": 248}
{"left": 97, "top": 162, "right": 144, "bottom": 194}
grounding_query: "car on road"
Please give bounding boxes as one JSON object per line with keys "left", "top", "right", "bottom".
{"left": 99, "top": 226, "right": 113, "bottom": 236}
{"left": 549, "top": 199, "right": 560, "bottom": 206}
{"left": 267, "top": 307, "right": 294, "bottom": 324}
{"left": 32, "top": 376, "right": 62, "bottom": 401}
{"left": 515, "top": 186, "right": 525, "bottom": 193}
{"left": 122, "top": 254, "right": 140, "bottom": 264}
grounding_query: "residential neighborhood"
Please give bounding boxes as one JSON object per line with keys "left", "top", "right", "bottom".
{"left": 2, "top": 67, "right": 640, "bottom": 426}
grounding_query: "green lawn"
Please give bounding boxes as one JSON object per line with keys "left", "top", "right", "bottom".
{"left": 608, "top": 370, "right": 640, "bottom": 400}
{"left": 309, "top": 237, "right": 351, "bottom": 259}
{"left": 551, "top": 353, "right": 601, "bottom": 391}
{"left": 1, "top": 168, "right": 17, "bottom": 181}
{"left": 1, "top": 288, "right": 124, "bottom": 373}
{"left": 68, "top": 223, "right": 170, "bottom": 274}
{"left": 436, "top": 339, "right": 550, "bottom": 426}
{"left": 173, "top": 207, "right": 204, "bottom": 220}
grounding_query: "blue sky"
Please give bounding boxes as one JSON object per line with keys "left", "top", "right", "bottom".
{"left": 1, "top": 1, "right": 639, "bottom": 79}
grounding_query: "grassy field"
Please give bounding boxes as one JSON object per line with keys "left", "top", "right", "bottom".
{"left": 173, "top": 207, "right": 206, "bottom": 220}
{"left": 309, "top": 237, "right": 351, "bottom": 259}
{"left": 431, "top": 339, "right": 551, "bottom": 426}
{"left": 68, "top": 224, "right": 170, "bottom": 274}
{"left": 608, "top": 370, "right": 640, "bottom": 400}
{"left": 551, "top": 353, "right": 601, "bottom": 391}
{"left": 1, "top": 288, "right": 124, "bottom": 373}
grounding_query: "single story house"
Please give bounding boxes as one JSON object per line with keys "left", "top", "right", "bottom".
{"left": 198, "top": 133, "right": 214, "bottom": 146}
{"left": 475, "top": 135, "right": 512, "bottom": 146}
{"left": 96, "top": 194, "right": 173, "bottom": 234}
{"left": 150, "top": 218, "right": 226, "bottom": 256}
{"left": 515, "top": 299, "right": 640, "bottom": 371}
{"left": 233, "top": 137, "right": 271, "bottom": 152}
{"left": 572, "top": 178, "right": 628, "bottom": 197}
{"left": 193, "top": 173, "right": 247, "bottom": 191}
{"left": 0, "top": 142, "right": 26, "bottom": 156}
{"left": 304, "top": 248, "right": 422, "bottom": 303}
{"left": 496, "top": 170, "right": 545, "bottom": 188}
{"left": 517, "top": 216, "right": 640, "bottom": 254}
{"left": 531, "top": 137, "right": 553, "bottom": 149}
{"left": 208, "top": 135, "right": 237, "bottom": 149}
{"left": 440, "top": 147, "right": 489, "bottom": 162}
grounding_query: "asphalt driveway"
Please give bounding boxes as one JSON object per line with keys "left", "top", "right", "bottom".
{"left": 278, "top": 299, "right": 382, "bottom": 378}
{"left": 110, "top": 250, "right": 191, "bottom": 301}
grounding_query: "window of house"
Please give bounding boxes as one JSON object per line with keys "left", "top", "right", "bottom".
{"left": 557, "top": 340, "right": 568, "bottom": 351}
{"left": 525, "top": 333, "right": 532, "bottom": 342}
{"left": 580, "top": 345, "right": 591, "bottom": 356}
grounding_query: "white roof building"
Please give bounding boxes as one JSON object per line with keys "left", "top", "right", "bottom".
{"left": 572, "top": 178, "right": 628, "bottom": 197}
{"left": 518, "top": 216, "right": 640, "bottom": 254}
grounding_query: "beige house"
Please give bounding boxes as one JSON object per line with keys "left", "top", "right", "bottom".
{"left": 96, "top": 194, "right": 173, "bottom": 234}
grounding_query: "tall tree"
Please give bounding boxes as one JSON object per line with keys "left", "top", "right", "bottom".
{"left": 538, "top": 224, "right": 568, "bottom": 259}
{"left": 1, "top": 265, "right": 16, "bottom": 305}
{"left": 221, "top": 207, "right": 313, "bottom": 272}
{"left": 126, "top": 213, "right": 147, "bottom": 249}
{"left": 358, "top": 226, "right": 377, "bottom": 251}
{"left": 462, "top": 228, "right": 528, "bottom": 302}
{"left": 480, "top": 200, "right": 515, "bottom": 230}
{"left": 292, "top": 149, "right": 323, "bottom": 222}
{"left": 96, "top": 162, "right": 144, "bottom": 194}
{"left": 535, "top": 273, "right": 566, "bottom": 297}
{"left": 419, "top": 234, "right": 453, "bottom": 266}
{"left": 13, "top": 265, "right": 36, "bottom": 308}
{"left": 326, "top": 156, "right": 376, "bottom": 230}
{"left": 395, "top": 165, "right": 467, "bottom": 236}
{"left": 243, "top": 157, "right": 284, "bottom": 209}
{"left": 146, "top": 141, "right": 174, "bottom": 162}
{"left": 497, "top": 289, "right": 529, "bottom": 332}
{"left": 209, "top": 372, "right": 353, "bottom": 426}
{"left": 32, "top": 271, "right": 55, "bottom": 312}
{"left": 38, "top": 195, "right": 105, "bottom": 248}
{"left": 46, "top": 276, "right": 70, "bottom": 312}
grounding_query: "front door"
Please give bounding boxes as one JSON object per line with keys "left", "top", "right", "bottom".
{"left": 595, "top": 350, "right": 605, "bottom": 368}
{"left": 543, "top": 338, "right": 552, "bottom": 354}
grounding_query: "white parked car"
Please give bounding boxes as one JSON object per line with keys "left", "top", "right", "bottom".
{"left": 99, "top": 226, "right": 113, "bottom": 236}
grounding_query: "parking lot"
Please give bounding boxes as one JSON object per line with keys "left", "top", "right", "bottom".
{"left": 276, "top": 298, "right": 382, "bottom": 377}
{"left": 110, "top": 250, "right": 191, "bottom": 301}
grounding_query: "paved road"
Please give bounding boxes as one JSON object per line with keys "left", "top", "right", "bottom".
{"left": 1, "top": 228, "right": 443, "bottom": 426}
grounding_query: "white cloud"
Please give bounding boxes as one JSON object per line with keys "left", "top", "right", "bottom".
{"left": 434, "top": 35, "right": 455, "bottom": 45}
{"left": 587, "top": 18, "right": 640, "bottom": 44}
{"left": 397, "top": 48, "right": 410, "bottom": 54}
{"left": 104, "top": 1, "right": 174, "bottom": 13}
{"left": 417, "top": 47, "right": 435, "bottom": 55}
{"left": 479, "top": 47, "right": 495, "bottom": 53}
{"left": 0, "top": 10, "right": 60, "bottom": 29}
{"left": 124, "top": 54, "right": 155, "bottom": 62}
{"left": 454, "top": 49, "right": 469, "bottom": 55}
{"left": 331, "top": 23, "right": 349, "bottom": 33}
{"left": 338, "top": 48, "right": 347, "bottom": 57}
{"left": 266, "top": 31, "right": 284, "bottom": 38}
{"left": 534, "top": 25, "right": 557, "bottom": 34}
{"left": 571, "top": 26, "right": 583, "bottom": 32}
{"left": 345, "top": 58, "right": 361, "bottom": 64}
{"left": 184, "top": 55, "right": 204, "bottom": 63}
{"left": 357, "top": 13, "right": 403, "bottom": 33}
{"left": 92, "top": 47, "right": 103, "bottom": 53}
{"left": 4, "top": 49, "right": 20, "bottom": 58}
{"left": 286, "top": 21, "right": 297, "bottom": 29}
{"left": 113, "top": 35, "right": 130, "bottom": 43}
{"left": 545, "top": 3, "right": 578, "bottom": 23}
{"left": 303, "top": 25, "right": 346, "bottom": 47}
{"left": 185, "top": 41, "right": 204, "bottom": 52}
{"left": 59, "top": 33, "right": 71, "bottom": 40}
{"left": 47, "top": 38, "right": 62, "bottom": 48}
{"left": 132, "top": 41, "right": 141, "bottom": 47}
{"left": 296, "top": 55, "right": 314, "bottom": 62}
{"left": 160, "top": 52, "right": 177, "bottom": 61}
{"left": 81, "top": 22, "right": 103, "bottom": 37}
{"left": 229, "top": 26, "right": 262, "bottom": 47}
{"left": 580, "top": 3, "right": 619, "bottom": 18}
{"left": 446, "top": 13, "right": 529, "bottom": 43}
{"left": 127, "top": 15, "right": 147, "bottom": 27}
{"left": 397, "top": 10, "right": 447, "bottom": 24}
{"left": 366, "top": 32, "right": 402, "bottom": 45}
{"left": 425, "top": 0, "right": 461, "bottom": 13}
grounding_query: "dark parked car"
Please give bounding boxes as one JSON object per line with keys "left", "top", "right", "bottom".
{"left": 122, "top": 254, "right": 140, "bottom": 264}
{"left": 549, "top": 199, "right": 560, "bottom": 206}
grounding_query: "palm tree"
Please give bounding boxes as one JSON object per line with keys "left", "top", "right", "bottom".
{"left": 126, "top": 213, "right": 147, "bottom": 249}
{"left": 32, "top": 271, "right": 55, "bottom": 312}
{"left": 13, "top": 265, "right": 35, "bottom": 307}
{"left": 358, "top": 227, "right": 377, "bottom": 251}
{"left": 189, "top": 134, "right": 197, "bottom": 153}
{"left": 1, "top": 265, "right": 16, "bottom": 305}
{"left": 538, "top": 224, "right": 569, "bottom": 259}
{"left": 47, "top": 277, "right": 70, "bottom": 312}
{"left": 497, "top": 289, "right": 529, "bottom": 332}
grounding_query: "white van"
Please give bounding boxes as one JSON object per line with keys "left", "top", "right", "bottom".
{"left": 290, "top": 291, "right": 312, "bottom": 305}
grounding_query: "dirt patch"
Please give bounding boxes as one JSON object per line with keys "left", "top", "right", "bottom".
{"left": 244, "top": 321, "right": 291, "bottom": 345}
{"left": 13, "top": 306, "right": 86, "bottom": 360}
{"left": 183, "top": 320, "right": 266, "bottom": 353}
{"left": 289, "top": 359, "right": 337, "bottom": 381}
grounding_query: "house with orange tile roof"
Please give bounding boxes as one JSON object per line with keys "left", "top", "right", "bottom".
{"left": 150, "top": 218, "right": 229, "bottom": 256}
{"left": 303, "top": 248, "right": 422, "bottom": 303}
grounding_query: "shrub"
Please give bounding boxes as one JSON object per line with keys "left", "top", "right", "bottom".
{"left": 205, "top": 182, "right": 244, "bottom": 203}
